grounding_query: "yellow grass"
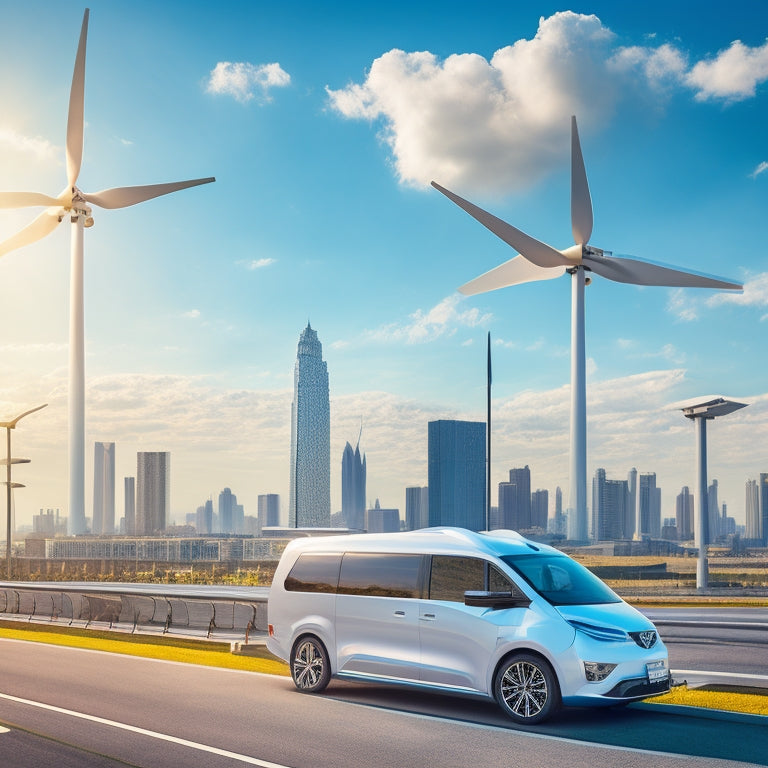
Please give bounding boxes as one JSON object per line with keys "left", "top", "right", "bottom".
{"left": 652, "top": 685, "right": 768, "bottom": 716}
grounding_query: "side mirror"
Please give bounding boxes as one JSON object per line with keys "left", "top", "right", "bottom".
{"left": 464, "top": 590, "right": 531, "bottom": 610}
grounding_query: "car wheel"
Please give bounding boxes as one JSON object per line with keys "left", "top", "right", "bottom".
{"left": 290, "top": 636, "right": 331, "bottom": 693}
{"left": 494, "top": 653, "right": 560, "bottom": 725}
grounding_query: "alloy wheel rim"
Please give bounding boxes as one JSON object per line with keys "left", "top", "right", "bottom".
{"left": 293, "top": 641, "right": 324, "bottom": 689}
{"left": 500, "top": 661, "right": 548, "bottom": 718}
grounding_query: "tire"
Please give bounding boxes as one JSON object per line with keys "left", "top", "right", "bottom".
{"left": 290, "top": 636, "right": 331, "bottom": 693}
{"left": 494, "top": 653, "right": 560, "bottom": 725}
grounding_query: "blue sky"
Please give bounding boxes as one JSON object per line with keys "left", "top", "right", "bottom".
{"left": 0, "top": 0, "right": 766, "bottom": 530}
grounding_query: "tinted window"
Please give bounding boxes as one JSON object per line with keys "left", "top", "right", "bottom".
{"left": 488, "top": 564, "right": 518, "bottom": 594}
{"left": 429, "top": 556, "right": 485, "bottom": 601}
{"left": 284, "top": 553, "right": 342, "bottom": 593}
{"left": 338, "top": 553, "right": 422, "bottom": 598}
{"left": 501, "top": 553, "right": 620, "bottom": 606}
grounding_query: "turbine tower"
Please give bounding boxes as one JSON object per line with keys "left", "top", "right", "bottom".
{"left": 432, "top": 116, "right": 742, "bottom": 542}
{"left": 0, "top": 10, "right": 214, "bottom": 534}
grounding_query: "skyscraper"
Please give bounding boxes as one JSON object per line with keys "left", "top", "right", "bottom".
{"left": 124, "top": 476, "right": 135, "bottom": 535}
{"left": 428, "top": 420, "right": 485, "bottom": 531}
{"left": 341, "top": 439, "right": 366, "bottom": 530}
{"left": 760, "top": 473, "right": 768, "bottom": 545}
{"left": 136, "top": 452, "right": 170, "bottom": 535}
{"left": 531, "top": 489, "right": 549, "bottom": 530}
{"left": 92, "top": 442, "right": 115, "bottom": 535}
{"left": 219, "top": 487, "right": 234, "bottom": 534}
{"left": 637, "top": 472, "right": 660, "bottom": 539}
{"left": 258, "top": 494, "right": 280, "bottom": 532}
{"left": 676, "top": 486, "right": 694, "bottom": 541}
{"left": 708, "top": 479, "right": 720, "bottom": 543}
{"left": 405, "top": 486, "right": 429, "bottom": 530}
{"left": 499, "top": 466, "right": 532, "bottom": 530}
{"left": 289, "top": 324, "right": 330, "bottom": 528}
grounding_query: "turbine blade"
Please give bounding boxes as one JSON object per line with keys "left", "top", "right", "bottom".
{"left": 459, "top": 254, "right": 566, "bottom": 295}
{"left": 66, "top": 9, "right": 89, "bottom": 189}
{"left": 583, "top": 252, "right": 743, "bottom": 290}
{"left": 0, "top": 209, "right": 62, "bottom": 258}
{"left": 571, "top": 116, "right": 593, "bottom": 245}
{"left": 431, "top": 181, "right": 566, "bottom": 269}
{"left": 84, "top": 177, "right": 215, "bottom": 209}
{"left": 0, "top": 192, "right": 63, "bottom": 208}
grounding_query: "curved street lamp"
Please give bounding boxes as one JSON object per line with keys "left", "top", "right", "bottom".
{"left": 1, "top": 404, "right": 47, "bottom": 579}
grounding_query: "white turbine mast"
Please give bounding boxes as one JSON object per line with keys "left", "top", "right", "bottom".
{"left": 0, "top": 9, "right": 215, "bottom": 534}
{"left": 432, "top": 116, "right": 742, "bottom": 542}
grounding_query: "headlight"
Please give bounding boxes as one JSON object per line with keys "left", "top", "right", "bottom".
{"left": 568, "top": 619, "right": 628, "bottom": 642}
{"left": 584, "top": 661, "right": 617, "bottom": 682}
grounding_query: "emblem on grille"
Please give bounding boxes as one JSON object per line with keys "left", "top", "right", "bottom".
{"left": 638, "top": 630, "right": 656, "bottom": 649}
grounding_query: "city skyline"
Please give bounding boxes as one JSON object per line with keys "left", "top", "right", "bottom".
{"left": 0, "top": 1, "right": 767, "bottom": 529}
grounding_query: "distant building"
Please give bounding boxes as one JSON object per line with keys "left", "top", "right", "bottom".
{"left": 258, "top": 494, "right": 280, "bottom": 533}
{"left": 289, "top": 323, "right": 331, "bottom": 527}
{"left": 708, "top": 480, "right": 720, "bottom": 542}
{"left": 498, "top": 466, "right": 531, "bottom": 530}
{"left": 341, "top": 439, "right": 366, "bottom": 530}
{"left": 747, "top": 474, "right": 768, "bottom": 544}
{"left": 136, "top": 452, "right": 170, "bottom": 535}
{"left": 676, "top": 486, "right": 694, "bottom": 542}
{"left": 219, "top": 487, "right": 235, "bottom": 534}
{"left": 627, "top": 468, "right": 637, "bottom": 540}
{"left": 366, "top": 499, "right": 399, "bottom": 533}
{"left": 405, "top": 486, "right": 429, "bottom": 530}
{"left": 428, "top": 420, "right": 485, "bottom": 531}
{"left": 92, "top": 442, "right": 115, "bottom": 535}
{"left": 33, "top": 509, "right": 64, "bottom": 536}
{"left": 124, "top": 477, "right": 135, "bottom": 535}
{"left": 551, "top": 486, "right": 566, "bottom": 536}
{"left": 531, "top": 489, "right": 549, "bottom": 530}
{"left": 637, "top": 473, "right": 661, "bottom": 539}
{"left": 592, "top": 468, "right": 629, "bottom": 541}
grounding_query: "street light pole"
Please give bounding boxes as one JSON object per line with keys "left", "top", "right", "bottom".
{"left": 1, "top": 404, "right": 48, "bottom": 580}
{"left": 677, "top": 397, "right": 747, "bottom": 592}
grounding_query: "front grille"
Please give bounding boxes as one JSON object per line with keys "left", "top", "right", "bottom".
{"left": 628, "top": 630, "right": 657, "bottom": 649}
{"left": 605, "top": 676, "right": 670, "bottom": 699}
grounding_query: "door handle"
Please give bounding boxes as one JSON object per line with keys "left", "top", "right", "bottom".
{"left": 419, "top": 613, "right": 436, "bottom": 621}
{"left": 394, "top": 610, "right": 406, "bottom": 617}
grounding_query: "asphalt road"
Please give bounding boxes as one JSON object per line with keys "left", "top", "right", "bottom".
{"left": 0, "top": 636, "right": 765, "bottom": 768}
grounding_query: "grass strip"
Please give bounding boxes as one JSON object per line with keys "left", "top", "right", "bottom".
{"left": 651, "top": 685, "right": 768, "bottom": 716}
{"left": 0, "top": 620, "right": 289, "bottom": 676}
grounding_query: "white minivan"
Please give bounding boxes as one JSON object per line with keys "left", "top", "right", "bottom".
{"left": 267, "top": 527, "right": 669, "bottom": 724}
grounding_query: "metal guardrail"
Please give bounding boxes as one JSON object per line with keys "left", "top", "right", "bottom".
{"left": 0, "top": 582, "right": 270, "bottom": 642}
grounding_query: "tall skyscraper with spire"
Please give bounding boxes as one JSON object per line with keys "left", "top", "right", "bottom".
{"left": 342, "top": 437, "right": 366, "bottom": 530}
{"left": 289, "top": 323, "right": 331, "bottom": 527}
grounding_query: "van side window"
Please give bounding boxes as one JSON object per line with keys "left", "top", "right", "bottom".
{"left": 429, "top": 556, "right": 485, "bottom": 601}
{"left": 338, "top": 553, "right": 422, "bottom": 598}
{"left": 284, "top": 553, "right": 342, "bottom": 593}
{"left": 488, "top": 564, "right": 518, "bottom": 594}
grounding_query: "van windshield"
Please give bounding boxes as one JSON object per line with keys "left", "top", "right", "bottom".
{"left": 500, "top": 553, "right": 620, "bottom": 606}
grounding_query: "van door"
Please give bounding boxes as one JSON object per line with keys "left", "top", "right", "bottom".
{"left": 418, "top": 556, "right": 526, "bottom": 692}
{"left": 335, "top": 553, "right": 424, "bottom": 681}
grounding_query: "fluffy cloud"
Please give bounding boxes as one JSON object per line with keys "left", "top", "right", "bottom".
{"left": 706, "top": 272, "right": 768, "bottom": 308}
{"left": 686, "top": 39, "right": 768, "bottom": 102}
{"left": 750, "top": 161, "right": 768, "bottom": 179}
{"left": 246, "top": 258, "right": 276, "bottom": 270}
{"left": 206, "top": 61, "right": 290, "bottom": 104}
{"left": 327, "top": 13, "right": 768, "bottom": 191}
{"left": 366, "top": 293, "right": 492, "bottom": 344}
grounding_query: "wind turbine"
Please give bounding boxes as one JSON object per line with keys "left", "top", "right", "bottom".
{"left": 0, "top": 9, "right": 214, "bottom": 535}
{"left": 432, "top": 116, "right": 742, "bottom": 542}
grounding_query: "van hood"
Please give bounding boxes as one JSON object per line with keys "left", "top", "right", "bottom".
{"left": 555, "top": 601, "right": 654, "bottom": 634}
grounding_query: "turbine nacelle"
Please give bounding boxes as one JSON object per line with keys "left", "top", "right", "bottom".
{"left": 559, "top": 244, "right": 609, "bottom": 263}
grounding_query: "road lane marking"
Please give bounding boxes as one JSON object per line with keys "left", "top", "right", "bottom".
{"left": 674, "top": 669, "right": 768, "bottom": 683}
{"left": 0, "top": 692, "right": 290, "bottom": 767}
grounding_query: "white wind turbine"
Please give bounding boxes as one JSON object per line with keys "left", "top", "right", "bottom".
{"left": 432, "top": 116, "right": 742, "bottom": 542}
{"left": 0, "top": 9, "right": 214, "bottom": 534}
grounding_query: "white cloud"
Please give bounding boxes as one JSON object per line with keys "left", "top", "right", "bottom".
{"left": 0, "top": 127, "right": 58, "bottom": 162}
{"left": 750, "top": 161, "right": 768, "bottom": 179}
{"left": 667, "top": 288, "right": 700, "bottom": 321}
{"left": 686, "top": 39, "right": 768, "bottom": 102}
{"left": 206, "top": 61, "right": 291, "bottom": 104}
{"left": 245, "top": 257, "right": 276, "bottom": 270}
{"left": 367, "top": 294, "right": 492, "bottom": 344}
{"left": 327, "top": 13, "right": 768, "bottom": 192}
{"left": 182, "top": 309, "right": 201, "bottom": 319}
